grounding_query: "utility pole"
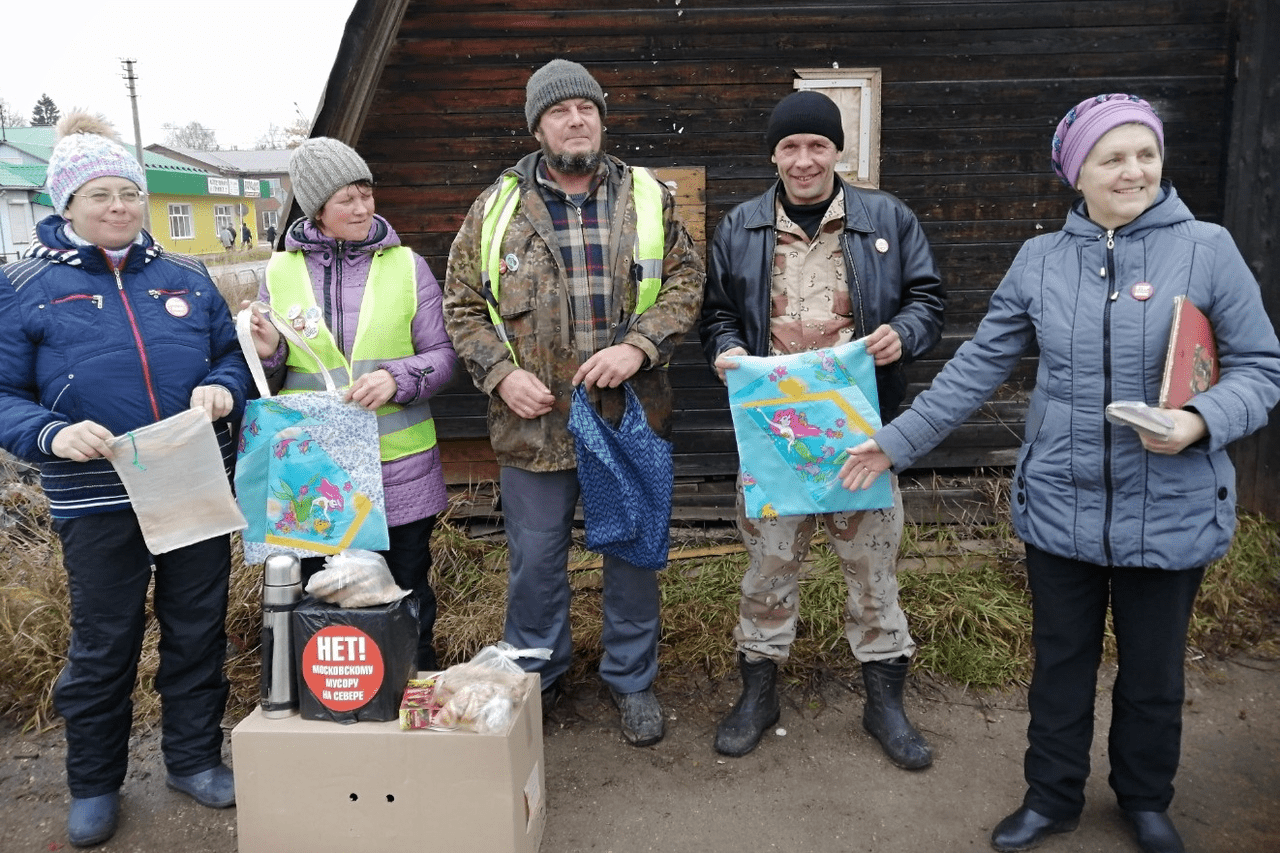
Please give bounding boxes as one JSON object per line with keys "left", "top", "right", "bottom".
{"left": 120, "top": 58, "right": 151, "bottom": 230}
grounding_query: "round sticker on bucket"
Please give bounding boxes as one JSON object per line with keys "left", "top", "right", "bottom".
{"left": 301, "top": 625, "right": 385, "bottom": 712}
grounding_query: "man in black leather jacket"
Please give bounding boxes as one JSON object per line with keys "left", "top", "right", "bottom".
{"left": 698, "top": 91, "right": 945, "bottom": 767}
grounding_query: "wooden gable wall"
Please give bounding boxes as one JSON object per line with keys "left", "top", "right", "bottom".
{"left": 324, "top": 0, "right": 1241, "bottom": 507}
{"left": 1223, "top": 0, "right": 1280, "bottom": 519}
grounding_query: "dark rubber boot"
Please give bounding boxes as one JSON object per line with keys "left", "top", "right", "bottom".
{"left": 68, "top": 792, "right": 119, "bottom": 847}
{"left": 861, "top": 656, "right": 933, "bottom": 770}
{"left": 714, "top": 653, "right": 781, "bottom": 756}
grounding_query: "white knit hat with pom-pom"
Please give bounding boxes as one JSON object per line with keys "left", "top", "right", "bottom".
{"left": 46, "top": 111, "right": 147, "bottom": 214}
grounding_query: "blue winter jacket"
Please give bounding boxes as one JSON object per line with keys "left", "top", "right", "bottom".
{"left": 0, "top": 216, "right": 251, "bottom": 518}
{"left": 875, "top": 183, "right": 1280, "bottom": 569}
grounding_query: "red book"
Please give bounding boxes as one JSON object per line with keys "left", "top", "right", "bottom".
{"left": 1159, "top": 296, "right": 1219, "bottom": 409}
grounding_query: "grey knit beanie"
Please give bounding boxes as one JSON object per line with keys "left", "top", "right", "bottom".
{"left": 288, "top": 137, "right": 374, "bottom": 219}
{"left": 525, "top": 59, "right": 607, "bottom": 134}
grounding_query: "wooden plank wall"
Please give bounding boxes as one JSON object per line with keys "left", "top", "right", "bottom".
{"left": 1224, "top": 0, "right": 1280, "bottom": 519}
{"left": 350, "top": 0, "right": 1235, "bottom": 503}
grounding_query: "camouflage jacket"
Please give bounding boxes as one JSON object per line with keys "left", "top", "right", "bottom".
{"left": 444, "top": 152, "right": 705, "bottom": 471}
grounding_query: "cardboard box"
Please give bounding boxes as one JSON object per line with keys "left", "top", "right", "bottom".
{"left": 231, "top": 673, "right": 545, "bottom": 853}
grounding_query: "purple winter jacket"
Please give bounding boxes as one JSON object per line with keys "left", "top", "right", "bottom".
{"left": 259, "top": 215, "right": 457, "bottom": 526}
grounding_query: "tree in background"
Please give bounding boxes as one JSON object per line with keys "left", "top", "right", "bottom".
{"left": 255, "top": 114, "right": 311, "bottom": 150}
{"left": 254, "top": 123, "right": 289, "bottom": 149}
{"left": 0, "top": 99, "right": 30, "bottom": 128}
{"left": 30, "top": 94, "right": 59, "bottom": 127}
{"left": 164, "top": 121, "right": 219, "bottom": 151}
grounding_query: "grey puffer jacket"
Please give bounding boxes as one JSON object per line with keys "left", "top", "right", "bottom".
{"left": 876, "top": 183, "right": 1280, "bottom": 569}
{"left": 259, "top": 215, "right": 456, "bottom": 526}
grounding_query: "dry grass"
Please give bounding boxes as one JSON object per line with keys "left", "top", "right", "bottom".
{"left": 0, "top": 475, "right": 69, "bottom": 730}
{"left": 1190, "top": 511, "right": 1280, "bottom": 659}
{"left": 3, "top": 476, "right": 1278, "bottom": 731}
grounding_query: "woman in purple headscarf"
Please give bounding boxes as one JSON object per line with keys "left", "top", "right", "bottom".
{"left": 841, "top": 94, "right": 1280, "bottom": 853}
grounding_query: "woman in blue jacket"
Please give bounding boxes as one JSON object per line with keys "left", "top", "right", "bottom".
{"left": 0, "top": 113, "right": 251, "bottom": 847}
{"left": 842, "top": 95, "right": 1280, "bottom": 853}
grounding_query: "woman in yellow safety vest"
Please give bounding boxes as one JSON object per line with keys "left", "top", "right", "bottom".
{"left": 243, "top": 137, "right": 456, "bottom": 671}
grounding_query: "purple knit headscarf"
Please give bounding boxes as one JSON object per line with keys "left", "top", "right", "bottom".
{"left": 1051, "top": 94, "right": 1164, "bottom": 189}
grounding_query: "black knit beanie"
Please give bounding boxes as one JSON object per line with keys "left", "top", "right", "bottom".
{"left": 765, "top": 91, "right": 845, "bottom": 152}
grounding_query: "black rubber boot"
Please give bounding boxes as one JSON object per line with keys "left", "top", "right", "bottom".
{"left": 861, "top": 656, "right": 933, "bottom": 770}
{"left": 714, "top": 653, "right": 781, "bottom": 756}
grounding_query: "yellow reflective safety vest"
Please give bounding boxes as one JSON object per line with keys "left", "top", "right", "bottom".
{"left": 265, "top": 247, "right": 437, "bottom": 462}
{"left": 479, "top": 167, "right": 665, "bottom": 365}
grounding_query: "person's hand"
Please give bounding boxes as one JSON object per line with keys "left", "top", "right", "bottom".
{"left": 345, "top": 369, "right": 397, "bottom": 411}
{"left": 190, "top": 385, "right": 233, "bottom": 420}
{"left": 839, "top": 438, "right": 892, "bottom": 490}
{"left": 1140, "top": 409, "right": 1208, "bottom": 455}
{"left": 863, "top": 324, "right": 903, "bottom": 366}
{"left": 572, "top": 344, "right": 646, "bottom": 390}
{"left": 50, "top": 421, "right": 114, "bottom": 462}
{"left": 240, "top": 299, "right": 281, "bottom": 360}
{"left": 713, "top": 346, "right": 748, "bottom": 385}
{"left": 496, "top": 369, "right": 556, "bottom": 419}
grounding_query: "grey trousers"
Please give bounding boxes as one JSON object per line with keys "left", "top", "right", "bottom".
{"left": 500, "top": 466, "right": 661, "bottom": 693}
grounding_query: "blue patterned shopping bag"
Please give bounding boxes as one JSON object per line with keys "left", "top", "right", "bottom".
{"left": 234, "top": 304, "right": 389, "bottom": 563}
{"left": 726, "top": 339, "right": 892, "bottom": 518}
{"left": 567, "top": 383, "right": 673, "bottom": 570}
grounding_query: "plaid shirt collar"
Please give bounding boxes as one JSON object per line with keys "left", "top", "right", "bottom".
{"left": 535, "top": 156, "right": 617, "bottom": 357}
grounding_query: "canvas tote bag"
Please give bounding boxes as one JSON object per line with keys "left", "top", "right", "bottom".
{"left": 107, "top": 407, "right": 247, "bottom": 554}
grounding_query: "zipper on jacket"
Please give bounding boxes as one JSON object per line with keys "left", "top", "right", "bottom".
{"left": 569, "top": 204, "right": 588, "bottom": 353}
{"left": 112, "top": 261, "right": 163, "bottom": 422}
{"left": 52, "top": 294, "right": 103, "bottom": 309}
{"left": 330, "top": 243, "right": 344, "bottom": 355}
{"left": 147, "top": 288, "right": 188, "bottom": 299}
{"left": 760, "top": 229, "right": 778, "bottom": 354}
{"left": 840, "top": 230, "right": 869, "bottom": 338}
{"left": 1101, "top": 229, "right": 1117, "bottom": 565}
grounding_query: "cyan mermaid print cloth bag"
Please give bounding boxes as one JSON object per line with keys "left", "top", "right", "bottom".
{"left": 726, "top": 338, "right": 892, "bottom": 518}
{"left": 234, "top": 302, "right": 389, "bottom": 563}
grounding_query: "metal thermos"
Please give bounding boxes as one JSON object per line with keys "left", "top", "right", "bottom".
{"left": 260, "top": 553, "right": 303, "bottom": 718}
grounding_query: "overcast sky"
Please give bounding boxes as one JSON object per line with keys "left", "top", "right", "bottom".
{"left": 3, "top": 0, "right": 357, "bottom": 150}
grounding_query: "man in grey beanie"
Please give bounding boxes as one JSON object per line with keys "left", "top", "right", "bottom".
{"left": 698, "top": 90, "right": 945, "bottom": 767}
{"left": 443, "top": 58, "right": 704, "bottom": 747}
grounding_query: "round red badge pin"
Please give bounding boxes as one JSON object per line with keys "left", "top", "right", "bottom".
{"left": 1130, "top": 282, "right": 1154, "bottom": 301}
{"left": 164, "top": 297, "right": 190, "bottom": 318}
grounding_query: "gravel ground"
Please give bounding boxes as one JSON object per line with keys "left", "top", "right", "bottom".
{"left": 2, "top": 656, "right": 1278, "bottom": 852}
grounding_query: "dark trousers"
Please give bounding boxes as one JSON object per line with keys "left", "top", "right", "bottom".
{"left": 301, "top": 514, "right": 439, "bottom": 671}
{"left": 1022, "top": 544, "right": 1205, "bottom": 819}
{"left": 499, "top": 467, "right": 660, "bottom": 693}
{"left": 52, "top": 511, "right": 231, "bottom": 798}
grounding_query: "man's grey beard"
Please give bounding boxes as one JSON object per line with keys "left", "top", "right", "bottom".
{"left": 542, "top": 145, "right": 605, "bottom": 176}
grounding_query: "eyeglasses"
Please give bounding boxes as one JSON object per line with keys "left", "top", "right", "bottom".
{"left": 73, "top": 189, "right": 148, "bottom": 207}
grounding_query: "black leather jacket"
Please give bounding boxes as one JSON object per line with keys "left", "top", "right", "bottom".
{"left": 699, "top": 178, "right": 946, "bottom": 420}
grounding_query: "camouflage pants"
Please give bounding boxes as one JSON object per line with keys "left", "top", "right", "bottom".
{"left": 733, "top": 474, "right": 915, "bottom": 664}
